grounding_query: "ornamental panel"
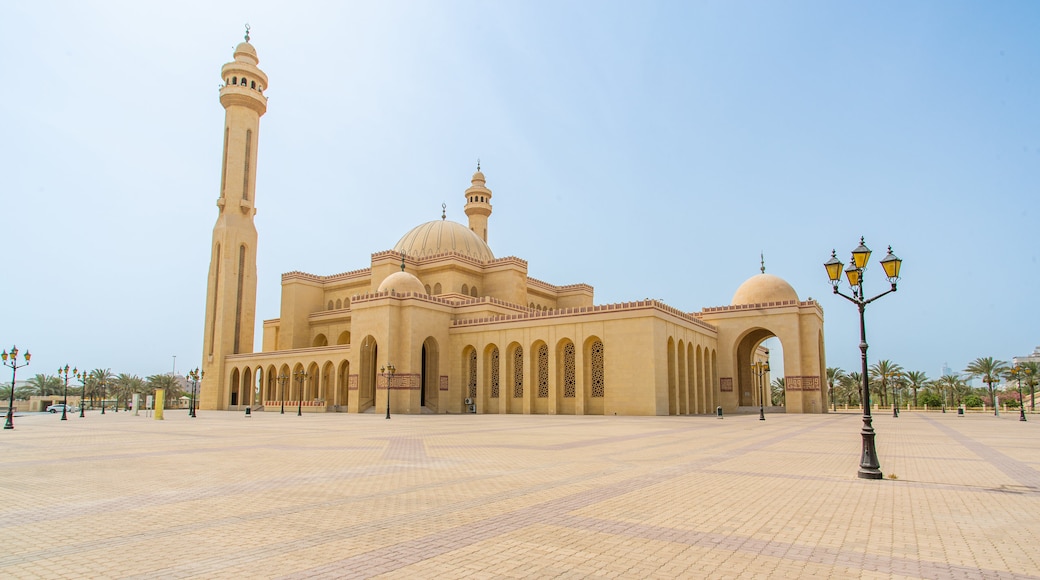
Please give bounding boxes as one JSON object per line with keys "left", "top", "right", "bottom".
{"left": 564, "top": 343, "right": 576, "bottom": 398}
{"left": 591, "top": 340, "right": 604, "bottom": 398}
{"left": 537, "top": 344, "right": 548, "bottom": 398}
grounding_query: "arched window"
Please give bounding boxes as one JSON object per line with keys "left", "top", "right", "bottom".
{"left": 424, "top": 284, "right": 431, "bottom": 295}
{"left": 433, "top": 283, "right": 442, "bottom": 295}
{"left": 563, "top": 342, "right": 576, "bottom": 398}
{"left": 490, "top": 347, "right": 500, "bottom": 398}
{"left": 468, "top": 348, "right": 477, "bottom": 399}
{"left": 470, "top": 286, "right": 478, "bottom": 297}
{"left": 232, "top": 77, "right": 237, "bottom": 85}
{"left": 591, "top": 340, "right": 604, "bottom": 398}
{"left": 250, "top": 80, "right": 256, "bottom": 89}
{"left": 537, "top": 344, "right": 549, "bottom": 398}
{"left": 462, "top": 284, "right": 469, "bottom": 295}
{"left": 328, "top": 300, "right": 333, "bottom": 310}
{"left": 335, "top": 298, "right": 342, "bottom": 309}
{"left": 513, "top": 346, "right": 524, "bottom": 398}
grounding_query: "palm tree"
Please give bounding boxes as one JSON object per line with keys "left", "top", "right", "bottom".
{"left": 904, "top": 371, "right": 928, "bottom": 408}
{"left": 964, "top": 357, "right": 1009, "bottom": 416}
{"left": 770, "top": 377, "right": 785, "bottom": 406}
{"left": 870, "top": 360, "right": 904, "bottom": 410}
{"left": 26, "top": 374, "right": 64, "bottom": 396}
{"left": 841, "top": 372, "right": 863, "bottom": 407}
{"left": 146, "top": 374, "right": 183, "bottom": 408}
{"left": 1022, "top": 361, "right": 1039, "bottom": 412}
{"left": 111, "top": 373, "right": 147, "bottom": 410}
{"left": 89, "top": 368, "right": 116, "bottom": 410}
{"left": 826, "top": 367, "right": 846, "bottom": 411}
{"left": 936, "top": 374, "right": 967, "bottom": 407}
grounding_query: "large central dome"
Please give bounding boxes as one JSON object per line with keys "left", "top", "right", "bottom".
{"left": 394, "top": 219, "right": 494, "bottom": 262}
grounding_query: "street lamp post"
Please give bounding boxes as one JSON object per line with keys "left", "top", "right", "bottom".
{"left": 278, "top": 372, "right": 289, "bottom": 414}
{"left": 187, "top": 368, "right": 201, "bottom": 418}
{"left": 752, "top": 361, "right": 769, "bottom": 421}
{"left": 381, "top": 364, "right": 395, "bottom": 420}
{"left": 294, "top": 369, "right": 308, "bottom": 416}
{"left": 2, "top": 346, "right": 31, "bottom": 430}
{"left": 100, "top": 379, "right": 107, "bottom": 414}
{"left": 824, "top": 238, "right": 902, "bottom": 480}
{"left": 1009, "top": 365, "right": 1028, "bottom": 422}
{"left": 76, "top": 370, "right": 88, "bottom": 417}
{"left": 58, "top": 365, "right": 76, "bottom": 421}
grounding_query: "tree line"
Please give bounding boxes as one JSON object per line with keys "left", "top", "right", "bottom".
{"left": 0, "top": 368, "right": 187, "bottom": 410}
{"left": 825, "top": 357, "right": 1038, "bottom": 412}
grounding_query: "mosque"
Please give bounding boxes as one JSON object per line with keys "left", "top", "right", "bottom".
{"left": 199, "top": 36, "right": 828, "bottom": 416}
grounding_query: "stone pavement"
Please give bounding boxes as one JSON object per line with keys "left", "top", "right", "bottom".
{"left": 1, "top": 409, "right": 1038, "bottom": 579}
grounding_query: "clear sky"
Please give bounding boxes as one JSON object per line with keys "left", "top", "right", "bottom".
{"left": 2, "top": 1, "right": 1037, "bottom": 386}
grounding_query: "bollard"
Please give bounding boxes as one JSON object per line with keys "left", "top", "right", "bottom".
{"left": 245, "top": 407, "right": 251, "bottom": 417}
{"left": 716, "top": 406, "right": 723, "bottom": 419}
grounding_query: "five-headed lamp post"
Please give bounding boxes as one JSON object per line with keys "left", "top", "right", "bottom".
{"left": 76, "top": 369, "right": 88, "bottom": 417}
{"left": 2, "top": 346, "right": 31, "bottom": 430}
{"left": 58, "top": 365, "right": 76, "bottom": 421}
{"left": 824, "top": 237, "right": 902, "bottom": 480}
{"left": 1009, "top": 365, "right": 1029, "bottom": 422}
{"left": 187, "top": 368, "right": 201, "bottom": 417}
{"left": 381, "top": 364, "right": 395, "bottom": 420}
{"left": 752, "top": 361, "right": 769, "bottom": 421}
{"left": 294, "top": 369, "right": 308, "bottom": 416}
{"left": 278, "top": 372, "right": 289, "bottom": 414}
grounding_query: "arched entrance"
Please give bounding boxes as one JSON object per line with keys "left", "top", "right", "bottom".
{"left": 735, "top": 328, "right": 782, "bottom": 411}
{"left": 421, "top": 337, "right": 439, "bottom": 412}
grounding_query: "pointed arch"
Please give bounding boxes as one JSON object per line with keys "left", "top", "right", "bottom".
{"left": 507, "top": 342, "right": 523, "bottom": 414}
{"left": 677, "top": 339, "right": 687, "bottom": 414}
{"left": 337, "top": 331, "right": 351, "bottom": 345}
{"left": 532, "top": 341, "right": 549, "bottom": 414}
{"left": 462, "top": 345, "right": 477, "bottom": 411}
{"left": 556, "top": 338, "right": 576, "bottom": 415}
{"left": 484, "top": 344, "right": 500, "bottom": 412}
{"left": 422, "top": 336, "right": 439, "bottom": 411}
{"left": 667, "top": 337, "right": 677, "bottom": 415}
{"left": 313, "top": 334, "right": 328, "bottom": 347}
{"left": 583, "top": 336, "right": 605, "bottom": 415}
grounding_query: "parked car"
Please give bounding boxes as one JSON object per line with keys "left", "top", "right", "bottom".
{"left": 46, "top": 404, "right": 73, "bottom": 413}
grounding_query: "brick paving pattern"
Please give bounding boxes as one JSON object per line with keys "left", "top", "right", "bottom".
{"left": 0, "top": 410, "right": 1037, "bottom": 579}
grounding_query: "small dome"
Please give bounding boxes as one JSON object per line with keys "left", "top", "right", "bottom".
{"left": 731, "top": 274, "right": 799, "bottom": 305}
{"left": 394, "top": 219, "right": 494, "bottom": 262}
{"left": 234, "top": 42, "right": 259, "bottom": 65}
{"left": 377, "top": 271, "right": 426, "bottom": 295}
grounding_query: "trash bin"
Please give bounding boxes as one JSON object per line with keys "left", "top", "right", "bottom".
{"left": 716, "top": 406, "right": 723, "bottom": 419}
{"left": 957, "top": 406, "right": 964, "bottom": 417}
{"left": 245, "top": 407, "right": 251, "bottom": 417}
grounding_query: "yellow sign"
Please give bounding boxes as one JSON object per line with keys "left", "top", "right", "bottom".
{"left": 154, "top": 389, "right": 164, "bottom": 420}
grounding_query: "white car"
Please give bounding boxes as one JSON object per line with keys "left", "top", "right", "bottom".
{"left": 46, "top": 404, "right": 73, "bottom": 413}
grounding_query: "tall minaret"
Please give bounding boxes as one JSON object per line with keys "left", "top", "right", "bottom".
{"left": 463, "top": 162, "right": 493, "bottom": 242}
{"left": 200, "top": 29, "right": 268, "bottom": 410}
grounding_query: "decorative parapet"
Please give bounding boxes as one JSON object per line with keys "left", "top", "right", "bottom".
{"left": 452, "top": 299, "right": 717, "bottom": 332}
{"left": 282, "top": 267, "right": 371, "bottom": 284}
{"left": 351, "top": 289, "right": 459, "bottom": 307}
{"left": 699, "top": 299, "right": 820, "bottom": 314}
{"left": 527, "top": 277, "right": 594, "bottom": 294}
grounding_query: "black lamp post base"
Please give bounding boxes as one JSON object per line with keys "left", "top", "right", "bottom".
{"left": 858, "top": 467, "right": 883, "bottom": 480}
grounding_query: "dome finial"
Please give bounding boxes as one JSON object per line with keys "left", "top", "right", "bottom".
{"left": 760, "top": 252, "right": 765, "bottom": 274}
{"left": 244, "top": 23, "right": 251, "bottom": 42}
{"left": 400, "top": 251, "right": 406, "bottom": 272}
{"left": 476, "top": 158, "right": 480, "bottom": 172}
{"left": 441, "top": 202, "right": 446, "bottom": 220}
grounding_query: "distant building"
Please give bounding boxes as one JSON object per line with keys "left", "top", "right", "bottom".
{"left": 1012, "top": 346, "right": 1040, "bottom": 366}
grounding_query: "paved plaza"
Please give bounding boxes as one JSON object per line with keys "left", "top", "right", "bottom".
{"left": 1, "top": 409, "right": 1038, "bottom": 579}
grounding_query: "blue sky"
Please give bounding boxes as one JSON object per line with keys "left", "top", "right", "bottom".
{"left": 1, "top": 1, "right": 1037, "bottom": 386}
